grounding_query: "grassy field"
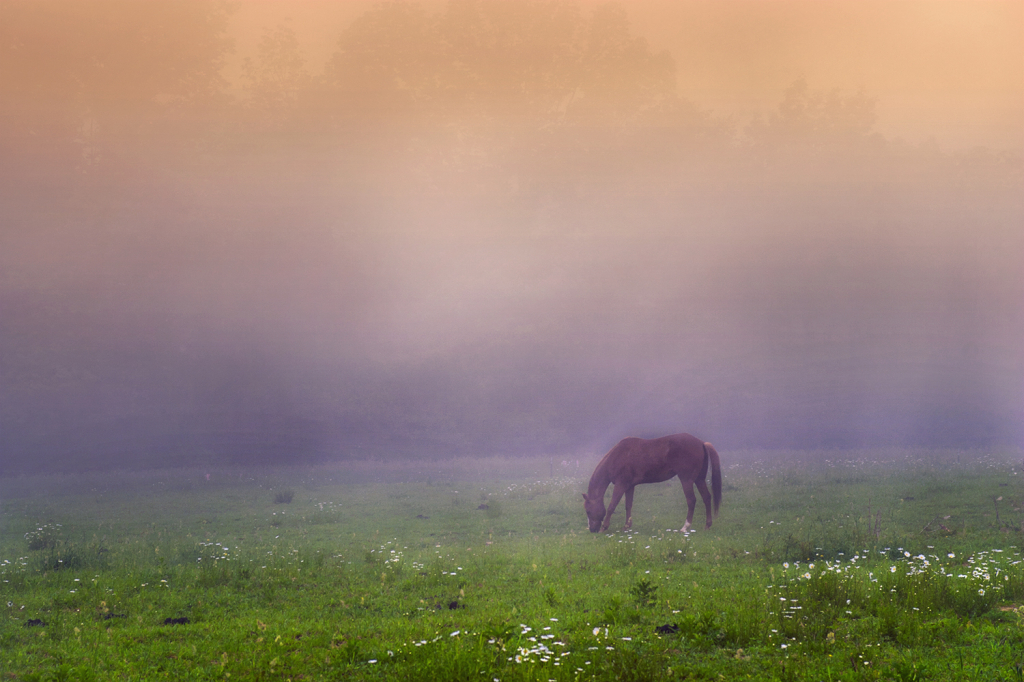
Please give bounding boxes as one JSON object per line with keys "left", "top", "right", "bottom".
{"left": 2, "top": 449, "right": 1023, "bottom": 681}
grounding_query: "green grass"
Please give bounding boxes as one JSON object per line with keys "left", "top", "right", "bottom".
{"left": 2, "top": 449, "right": 1023, "bottom": 680}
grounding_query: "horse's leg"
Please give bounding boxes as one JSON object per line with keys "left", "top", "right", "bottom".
{"left": 623, "top": 487, "right": 635, "bottom": 530}
{"left": 679, "top": 479, "right": 697, "bottom": 532}
{"left": 602, "top": 484, "right": 627, "bottom": 532}
{"left": 695, "top": 479, "right": 714, "bottom": 529}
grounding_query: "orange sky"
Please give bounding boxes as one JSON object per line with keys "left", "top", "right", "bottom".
{"left": 225, "top": 0, "right": 1023, "bottom": 150}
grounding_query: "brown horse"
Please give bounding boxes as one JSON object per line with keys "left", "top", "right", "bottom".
{"left": 582, "top": 433, "right": 721, "bottom": 533}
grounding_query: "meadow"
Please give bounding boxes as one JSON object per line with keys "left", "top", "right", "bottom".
{"left": 2, "top": 449, "right": 1023, "bottom": 681}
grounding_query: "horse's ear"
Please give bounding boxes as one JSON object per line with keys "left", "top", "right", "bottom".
{"left": 582, "top": 493, "right": 589, "bottom": 502}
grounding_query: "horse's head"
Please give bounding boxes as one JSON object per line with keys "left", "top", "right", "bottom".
{"left": 582, "top": 493, "right": 605, "bottom": 533}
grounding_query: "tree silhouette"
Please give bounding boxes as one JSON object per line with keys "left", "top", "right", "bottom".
{"left": 568, "top": 3, "right": 674, "bottom": 124}
{"left": 0, "top": 0, "right": 233, "bottom": 183}
{"left": 241, "top": 23, "right": 312, "bottom": 133}
{"left": 745, "top": 78, "right": 881, "bottom": 173}
{"left": 323, "top": 2, "right": 436, "bottom": 121}
{"left": 314, "top": 1, "right": 688, "bottom": 190}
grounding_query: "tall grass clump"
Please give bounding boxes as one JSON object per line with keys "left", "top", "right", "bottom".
{"left": 24, "top": 522, "right": 62, "bottom": 550}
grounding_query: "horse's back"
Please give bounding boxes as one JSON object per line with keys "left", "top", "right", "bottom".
{"left": 663, "top": 433, "right": 708, "bottom": 479}
{"left": 615, "top": 433, "right": 701, "bottom": 451}
{"left": 662, "top": 433, "right": 705, "bottom": 452}
{"left": 606, "top": 433, "right": 705, "bottom": 484}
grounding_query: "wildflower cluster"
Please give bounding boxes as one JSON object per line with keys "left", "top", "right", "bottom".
{"left": 947, "top": 549, "right": 1016, "bottom": 597}
{"left": 197, "top": 541, "right": 233, "bottom": 563}
{"left": 784, "top": 547, "right": 1020, "bottom": 598}
{"left": 575, "top": 625, "right": 644, "bottom": 672}
{"left": 1, "top": 557, "right": 30, "bottom": 578}
{"left": 367, "top": 540, "right": 409, "bottom": 574}
{"left": 368, "top": 542, "right": 403, "bottom": 565}
{"left": 506, "top": 621, "right": 570, "bottom": 666}
{"left": 24, "top": 522, "right": 62, "bottom": 550}
{"left": 361, "top": 619, "right": 580, "bottom": 671}
{"left": 769, "top": 545, "right": 1023, "bottom": 643}
{"left": 301, "top": 500, "right": 343, "bottom": 525}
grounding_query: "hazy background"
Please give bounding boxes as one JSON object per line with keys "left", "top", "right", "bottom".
{"left": 1, "top": 0, "right": 1021, "bottom": 475}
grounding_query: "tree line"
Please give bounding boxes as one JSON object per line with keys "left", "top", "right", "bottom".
{"left": 3, "top": 0, "right": 1016, "bottom": 201}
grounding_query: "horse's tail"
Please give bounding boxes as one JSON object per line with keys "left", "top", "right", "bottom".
{"left": 703, "top": 442, "right": 722, "bottom": 516}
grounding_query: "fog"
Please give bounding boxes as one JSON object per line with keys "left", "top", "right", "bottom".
{"left": 1, "top": 1, "right": 1021, "bottom": 475}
